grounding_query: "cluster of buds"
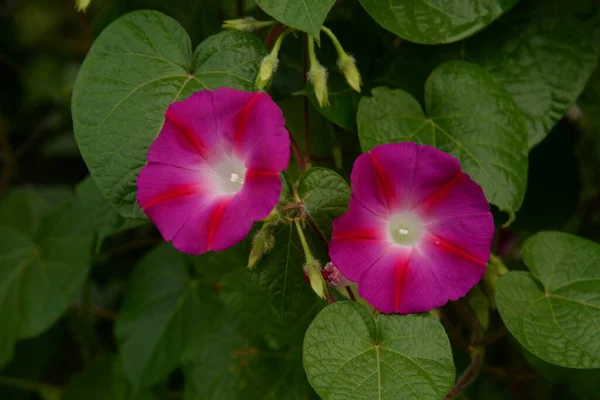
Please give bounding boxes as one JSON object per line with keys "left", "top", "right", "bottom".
{"left": 228, "top": 19, "right": 362, "bottom": 104}
{"left": 307, "top": 26, "right": 363, "bottom": 107}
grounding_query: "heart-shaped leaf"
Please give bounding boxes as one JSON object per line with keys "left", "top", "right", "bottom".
{"left": 72, "top": 10, "right": 267, "bottom": 219}
{"left": 76, "top": 177, "right": 145, "bottom": 252}
{"left": 64, "top": 356, "right": 157, "bottom": 400}
{"left": 358, "top": 60, "right": 528, "bottom": 216}
{"left": 497, "top": 232, "right": 600, "bottom": 368}
{"left": 460, "top": 0, "right": 600, "bottom": 147}
{"left": 358, "top": 0, "right": 518, "bottom": 44}
{"left": 297, "top": 167, "right": 350, "bottom": 240}
{"left": 256, "top": 0, "right": 337, "bottom": 38}
{"left": 0, "top": 192, "right": 93, "bottom": 367}
{"left": 303, "top": 302, "right": 455, "bottom": 400}
{"left": 115, "top": 244, "right": 223, "bottom": 389}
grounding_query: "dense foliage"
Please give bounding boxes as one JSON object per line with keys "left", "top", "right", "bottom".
{"left": 1, "top": 0, "right": 600, "bottom": 399}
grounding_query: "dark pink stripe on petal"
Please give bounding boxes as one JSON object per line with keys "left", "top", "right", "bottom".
{"left": 234, "top": 93, "right": 262, "bottom": 151}
{"left": 332, "top": 229, "right": 382, "bottom": 241}
{"left": 415, "top": 172, "right": 462, "bottom": 213}
{"left": 141, "top": 184, "right": 204, "bottom": 210}
{"left": 165, "top": 108, "right": 210, "bottom": 159}
{"left": 425, "top": 234, "right": 487, "bottom": 267}
{"left": 206, "top": 198, "right": 229, "bottom": 250}
{"left": 393, "top": 252, "right": 411, "bottom": 313}
{"left": 246, "top": 169, "right": 279, "bottom": 178}
{"left": 368, "top": 151, "right": 394, "bottom": 209}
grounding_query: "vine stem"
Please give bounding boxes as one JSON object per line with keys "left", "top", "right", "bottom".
{"left": 294, "top": 218, "right": 335, "bottom": 303}
{"left": 287, "top": 126, "right": 307, "bottom": 171}
{"left": 444, "top": 300, "right": 485, "bottom": 399}
{"left": 302, "top": 35, "right": 311, "bottom": 166}
{"left": 304, "top": 212, "right": 328, "bottom": 248}
{"left": 0, "top": 375, "right": 62, "bottom": 394}
{"left": 70, "top": 302, "right": 118, "bottom": 321}
{"left": 0, "top": 117, "right": 12, "bottom": 196}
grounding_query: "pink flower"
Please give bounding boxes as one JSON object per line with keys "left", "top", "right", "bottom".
{"left": 329, "top": 143, "right": 494, "bottom": 314}
{"left": 136, "top": 89, "right": 289, "bottom": 255}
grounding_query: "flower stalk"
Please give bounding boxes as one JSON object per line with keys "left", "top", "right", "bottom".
{"left": 321, "top": 26, "right": 362, "bottom": 92}
{"left": 256, "top": 28, "right": 292, "bottom": 90}
{"left": 294, "top": 219, "right": 328, "bottom": 299}
{"left": 307, "top": 36, "right": 329, "bottom": 107}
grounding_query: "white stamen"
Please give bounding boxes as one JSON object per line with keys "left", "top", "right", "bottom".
{"left": 230, "top": 173, "right": 243, "bottom": 184}
{"left": 398, "top": 228, "right": 409, "bottom": 235}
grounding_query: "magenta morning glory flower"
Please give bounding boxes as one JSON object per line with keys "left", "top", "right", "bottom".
{"left": 329, "top": 143, "right": 494, "bottom": 314}
{"left": 136, "top": 89, "right": 289, "bottom": 255}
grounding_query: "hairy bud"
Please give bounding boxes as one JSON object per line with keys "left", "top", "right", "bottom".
{"left": 308, "top": 63, "right": 329, "bottom": 107}
{"left": 337, "top": 54, "right": 362, "bottom": 93}
{"left": 247, "top": 228, "right": 275, "bottom": 270}
{"left": 303, "top": 259, "right": 327, "bottom": 299}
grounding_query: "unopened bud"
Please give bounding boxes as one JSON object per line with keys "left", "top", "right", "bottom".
{"left": 308, "top": 63, "right": 329, "bottom": 107}
{"left": 75, "top": 0, "right": 91, "bottom": 12}
{"left": 337, "top": 54, "right": 362, "bottom": 93}
{"left": 256, "top": 54, "right": 279, "bottom": 90}
{"left": 222, "top": 17, "right": 264, "bottom": 32}
{"left": 303, "top": 260, "right": 327, "bottom": 299}
{"left": 321, "top": 262, "right": 352, "bottom": 287}
{"left": 482, "top": 254, "right": 508, "bottom": 309}
{"left": 247, "top": 228, "right": 275, "bottom": 270}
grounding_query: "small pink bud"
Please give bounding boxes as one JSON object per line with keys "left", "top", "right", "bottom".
{"left": 321, "top": 262, "right": 352, "bottom": 287}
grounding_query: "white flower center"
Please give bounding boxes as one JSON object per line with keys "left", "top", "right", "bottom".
{"left": 211, "top": 157, "right": 246, "bottom": 195}
{"left": 387, "top": 212, "right": 425, "bottom": 247}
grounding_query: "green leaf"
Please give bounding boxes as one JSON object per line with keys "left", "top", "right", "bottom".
{"left": 76, "top": 177, "right": 145, "bottom": 252}
{"left": 256, "top": 0, "right": 336, "bottom": 38}
{"left": 357, "top": 0, "right": 518, "bottom": 44}
{"left": 184, "top": 330, "right": 316, "bottom": 400}
{"left": 303, "top": 302, "right": 455, "bottom": 399}
{"left": 220, "top": 224, "right": 323, "bottom": 346}
{"left": 357, "top": 60, "right": 528, "bottom": 215}
{"left": 115, "top": 244, "right": 222, "bottom": 389}
{"left": 297, "top": 167, "right": 350, "bottom": 239}
{"left": 64, "top": 356, "right": 157, "bottom": 400}
{"left": 72, "top": 10, "right": 267, "bottom": 219}
{"left": 459, "top": 0, "right": 600, "bottom": 147}
{"left": 0, "top": 198, "right": 93, "bottom": 367}
{"left": 0, "top": 187, "right": 72, "bottom": 237}
{"left": 524, "top": 350, "right": 600, "bottom": 400}
{"left": 496, "top": 232, "right": 600, "bottom": 368}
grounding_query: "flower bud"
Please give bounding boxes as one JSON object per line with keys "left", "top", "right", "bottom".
{"left": 247, "top": 227, "right": 275, "bottom": 270}
{"left": 222, "top": 17, "right": 262, "bottom": 32}
{"left": 482, "top": 254, "right": 508, "bottom": 309}
{"left": 337, "top": 54, "right": 362, "bottom": 93}
{"left": 76, "top": 0, "right": 91, "bottom": 13}
{"left": 256, "top": 54, "right": 279, "bottom": 91}
{"left": 321, "top": 262, "right": 352, "bottom": 287}
{"left": 308, "top": 63, "right": 329, "bottom": 107}
{"left": 303, "top": 259, "right": 327, "bottom": 299}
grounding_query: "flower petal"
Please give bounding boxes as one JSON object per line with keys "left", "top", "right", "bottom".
{"left": 330, "top": 199, "right": 390, "bottom": 282}
{"left": 236, "top": 170, "right": 282, "bottom": 220}
{"left": 212, "top": 88, "right": 289, "bottom": 172}
{"left": 158, "top": 91, "right": 222, "bottom": 163}
{"left": 353, "top": 248, "right": 412, "bottom": 314}
{"left": 396, "top": 236, "right": 488, "bottom": 313}
{"left": 137, "top": 163, "right": 211, "bottom": 241}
